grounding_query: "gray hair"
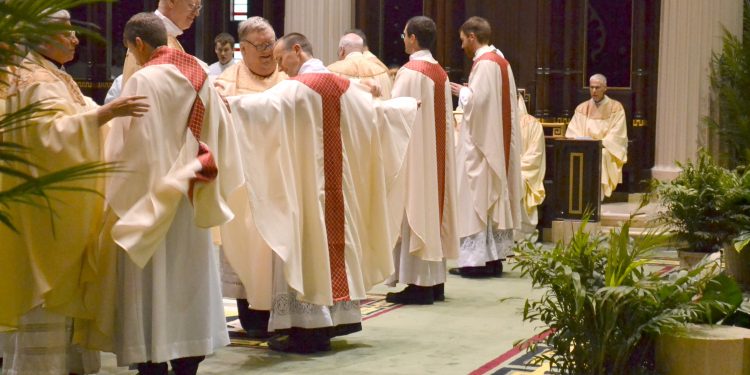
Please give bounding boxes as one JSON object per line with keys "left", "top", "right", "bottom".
{"left": 238, "top": 16, "right": 274, "bottom": 40}
{"left": 46, "top": 9, "right": 71, "bottom": 23}
{"left": 338, "top": 33, "right": 363, "bottom": 51}
{"left": 590, "top": 73, "right": 607, "bottom": 86}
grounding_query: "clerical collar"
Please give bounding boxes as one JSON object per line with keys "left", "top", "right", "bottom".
{"left": 409, "top": 49, "right": 434, "bottom": 62}
{"left": 298, "top": 58, "right": 328, "bottom": 75}
{"left": 155, "top": 9, "right": 183, "bottom": 37}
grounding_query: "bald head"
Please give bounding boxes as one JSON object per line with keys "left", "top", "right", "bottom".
{"left": 338, "top": 33, "right": 364, "bottom": 60}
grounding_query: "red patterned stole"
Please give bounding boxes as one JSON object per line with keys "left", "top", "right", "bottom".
{"left": 403, "top": 60, "right": 448, "bottom": 221}
{"left": 473, "top": 51, "right": 512, "bottom": 176}
{"left": 292, "top": 73, "right": 352, "bottom": 302}
{"left": 144, "top": 47, "right": 218, "bottom": 197}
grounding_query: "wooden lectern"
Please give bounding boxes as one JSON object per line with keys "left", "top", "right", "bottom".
{"left": 553, "top": 139, "right": 602, "bottom": 221}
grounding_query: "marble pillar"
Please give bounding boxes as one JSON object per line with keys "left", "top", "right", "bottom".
{"left": 652, "top": 0, "right": 742, "bottom": 180}
{"left": 284, "top": 0, "right": 354, "bottom": 66}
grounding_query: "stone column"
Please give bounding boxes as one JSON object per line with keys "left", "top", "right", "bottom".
{"left": 652, "top": 0, "right": 742, "bottom": 180}
{"left": 284, "top": 0, "right": 353, "bottom": 66}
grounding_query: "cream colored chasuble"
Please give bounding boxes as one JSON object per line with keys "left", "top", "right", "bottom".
{"left": 227, "top": 64, "right": 416, "bottom": 306}
{"left": 390, "top": 49, "right": 459, "bottom": 262}
{"left": 566, "top": 95, "right": 628, "bottom": 198}
{"left": 0, "top": 52, "right": 102, "bottom": 329}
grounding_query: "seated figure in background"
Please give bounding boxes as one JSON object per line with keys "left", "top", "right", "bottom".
{"left": 565, "top": 73, "right": 628, "bottom": 199}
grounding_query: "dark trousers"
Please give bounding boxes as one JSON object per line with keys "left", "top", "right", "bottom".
{"left": 236, "top": 298, "right": 270, "bottom": 335}
{"left": 136, "top": 356, "right": 205, "bottom": 375}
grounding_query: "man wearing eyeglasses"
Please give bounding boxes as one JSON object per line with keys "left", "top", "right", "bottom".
{"left": 384, "top": 16, "right": 459, "bottom": 305}
{"left": 214, "top": 16, "right": 286, "bottom": 96}
{"left": 122, "top": 0, "right": 202, "bottom": 84}
{"left": 214, "top": 16, "right": 287, "bottom": 342}
{"left": 1, "top": 10, "right": 149, "bottom": 375}
{"left": 226, "top": 32, "right": 417, "bottom": 353}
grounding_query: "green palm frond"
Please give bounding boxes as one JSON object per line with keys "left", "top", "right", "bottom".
{"left": 513, "top": 215, "right": 741, "bottom": 374}
{"left": 708, "top": 0, "right": 750, "bottom": 167}
{"left": 0, "top": 0, "right": 111, "bottom": 76}
{"left": 0, "top": 0, "right": 119, "bottom": 233}
{"left": 0, "top": 161, "right": 122, "bottom": 233}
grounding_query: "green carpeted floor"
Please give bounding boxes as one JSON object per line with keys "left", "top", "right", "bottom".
{"left": 98, "top": 253, "right": 679, "bottom": 374}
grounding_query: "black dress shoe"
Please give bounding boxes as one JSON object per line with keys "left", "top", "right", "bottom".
{"left": 433, "top": 283, "right": 445, "bottom": 301}
{"left": 486, "top": 260, "right": 503, "bottom": 277}
{"left": 245, "top": 328, "right": 272, "bottom": 339}
{"left": 448, "top": 266, "right": 493, "bottom": 278}
{"left": 237, "top": 300, "right": 272, "bottom": 339}
{"left": 267, "top": 334, "right": 331, "bottom": 354}
{"left": 385, "top": 284, "right": 434, "bottom": 304}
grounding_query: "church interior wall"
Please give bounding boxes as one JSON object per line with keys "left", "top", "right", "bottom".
{"left": 65, "top": 0, "right": 742, "bottom": 188}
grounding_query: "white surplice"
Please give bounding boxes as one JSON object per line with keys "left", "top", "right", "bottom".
{"left": 517, "top": 97, "right": 546, "bottom": 235}
{"left": 385, "top": 50, "right": 458, "bottom": 287}
{"left": 104, "top": 54, "right": 243, "bottom": 365}
{"left": 227, "top": 59, "right": 416, "bottom": 331}
{"left": 207, "top": 59, "right": 237, "bottom": 79}
{"left": 566, "top": 95, "right": 628, "bottom": 198}
{"left": 455, "top": 45, "right": 523, "bottom": 266}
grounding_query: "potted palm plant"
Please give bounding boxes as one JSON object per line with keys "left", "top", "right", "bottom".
{"left": 514, "top": 216, "right": 742, "bottom": 374}
{"left": 708, "top": 0, "right": 750, "bottom": 290}
{"left": 722, "top": 167, "right": 750, "bottom": 289}
{"left": 654, "top": 151, "right": 736, "bottom": 269}
{"left": 708, "top": 0, "right": 750, "bottom": 169}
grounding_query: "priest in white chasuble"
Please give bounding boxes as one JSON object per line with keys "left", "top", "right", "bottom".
{"left": 0, "top": 10, "right": 149, "bottom": 375}
{"left": 449, "top": 16, "right": 523, "bottom": 278}
{"left": 517, "top": 96, "right": 546, "bottom": 236}
{"left": 101, "top": 13, "right": 242, "bottom": 373}
{"left": 384, "top": 16, "right": 458, "bottom": 305}
{"left": 566, "top": 73, "right": 628, "bottom": 199}
{"left": 214, "top": 15, "right": 286, "bottom": 342}
{"left": 227, "top": 32, "right": 416, "bottom": 354}
{"left": 214, "top": 16, "right": 287, "bottom": 96}
{"left": 328, "top": 32, "right": 393, "bottom": 100}
{"left": 123, "top": 0, "right": 201, "bottom": 84}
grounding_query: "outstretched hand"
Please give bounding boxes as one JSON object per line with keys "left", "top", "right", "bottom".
{"left": 360, "top": 78, "right": 382, "bottom": 98}
{"left": 97, "top": 95, "right": 150, "bottom": 126}
{"left": 449, "top": 82, "right": 465, "bottom": 97}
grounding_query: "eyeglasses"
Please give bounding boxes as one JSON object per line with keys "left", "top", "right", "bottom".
{"left": 243, "top": 39, "right": 275, "bottom": 52}
{"left": 186, "top": 1, "right": 202, "bottom": 14}
{"left": 400, "top": 33, "right": 405, "bottom": 39}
